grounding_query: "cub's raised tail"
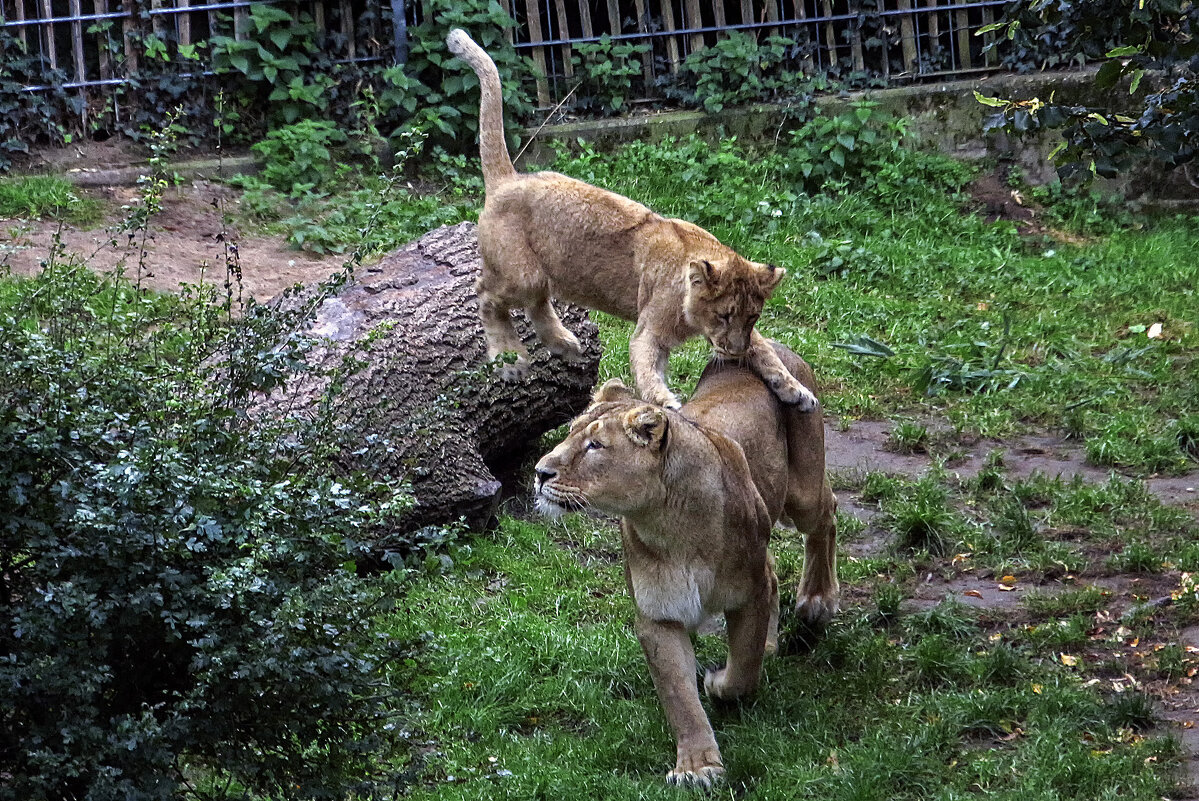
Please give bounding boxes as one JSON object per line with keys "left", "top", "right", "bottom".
{"left": 446, "top": 29, "right": 516, "bottom": 191}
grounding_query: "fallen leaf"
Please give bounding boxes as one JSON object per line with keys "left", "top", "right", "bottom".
{"left": 1000, "top": 575, "right": 1017, "bottom": 585}
{"left": 1147, "top": 322, "right": 1163, "bottom": 339}
{"left": 1061, "top": 654, "right": 1080, "bottom": 667}
{"left": 989, "top": 632, "right": 1003, "bottom": 642}
{"left": 1032, "top": 683, "right": 1043, "bottom": 694}
{"left": 998, "top": 583, "right": 1017, "bottom": 592}
{"left": 963, "top": 589, "right": 984, "bottom": 599}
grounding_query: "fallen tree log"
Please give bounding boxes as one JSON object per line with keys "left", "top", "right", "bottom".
{"left": 272, "top": 221, "right": 600, "bottom": 549}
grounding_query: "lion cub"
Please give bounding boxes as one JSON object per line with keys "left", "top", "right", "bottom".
{"left": 446, "top": 28, "right": 818, "bottom": 412}
{"left": 534, "top": 341, "right": 838, "bottom": 787}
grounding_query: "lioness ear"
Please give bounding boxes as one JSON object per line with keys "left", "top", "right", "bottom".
{"left": 622, "top": 405, "right": 668, "bottom": 449}
{"left": 758, "top": 263, "right": 785, "bottom": 293}
{"left": 688, "top": 259, "right": 717, "bottom": 287}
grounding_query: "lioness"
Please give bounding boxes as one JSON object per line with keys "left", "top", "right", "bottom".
{"left": 445, "top": 29, "right": 818, "bottom": 413}
{"left": 534, "top": 342, "right": 838, "bottom": 787}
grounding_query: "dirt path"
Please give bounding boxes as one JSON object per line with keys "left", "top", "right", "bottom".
{"left": 1, "top": 182, "right": 353, "bottom": 300}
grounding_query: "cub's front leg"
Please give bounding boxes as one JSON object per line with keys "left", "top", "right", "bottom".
{"left": 629, "top": 325, "right": 681, "bottom": 410}
{"left": 747, "top": 330, "right": 819, "bottom": 412}
{"left": 634, "top": 615, "right": 724, "bottom": 788}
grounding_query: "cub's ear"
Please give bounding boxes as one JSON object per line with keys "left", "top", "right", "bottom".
{"left": 758, "top": 262, "right": 785, "bottom": 293}
{"left": 622, "top": 405, "right": 668, "bottom": 449}
{"left": 688, "top": 259, "right": 717, "bottom": 287}
{"left": 592, "top": 378, "right": 634, "bottom": 404}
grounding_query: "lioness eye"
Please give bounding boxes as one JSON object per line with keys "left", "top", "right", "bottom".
{"left": 585, "top": 440, "right": 604, "bottom": 451}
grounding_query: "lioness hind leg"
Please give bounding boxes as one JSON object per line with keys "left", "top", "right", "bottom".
{"left": 634, "top": 615, "right": 724, "bottom": 788}
{"left": 704, "top": 602, "right": 768, "bottom": 701}
{"left": 787, "top": 481, "right": 840, "bottom": 625}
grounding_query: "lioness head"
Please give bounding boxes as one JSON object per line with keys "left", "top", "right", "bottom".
{"left": 684, "top": 257, "right": 784, "bottom": 358}
{"left": 534, "top": 380, "right": 670, "bottom": 518}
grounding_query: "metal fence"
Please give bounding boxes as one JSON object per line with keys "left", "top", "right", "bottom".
{"left": 2, "top": 0, "right": 1011, "bottom": 109}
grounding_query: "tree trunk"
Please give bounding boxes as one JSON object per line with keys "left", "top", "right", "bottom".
{"left": 276, "top": 222, "right": 600, "bottom": 550}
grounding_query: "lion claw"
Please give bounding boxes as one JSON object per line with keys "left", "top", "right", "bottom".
{"left": 794, "top": 592, "right": 839, "bottom": 625}
{"left": 667, "top": 763, "right": 724, "bottom": 790}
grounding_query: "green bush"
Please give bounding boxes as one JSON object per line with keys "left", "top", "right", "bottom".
{"left": 0, "top": 243, "right": 413, "bottom": 797}
{"left": 250, "top": 118, "right": 352, "bottom": 195}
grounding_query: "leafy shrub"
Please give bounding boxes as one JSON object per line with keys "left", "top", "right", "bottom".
{"left": 0, "top": 31, "right": 80, "bottom": 169}
{"left": 0, "top": 229, "right": 414, "bottom": 796}
{"left": 250, "top": 118, "right": 353, "bottom": 195}
{"left": 570, "top": 35, "right": 650, "bottom": 115}
{"left": 673, "top": 32, "right": 801, "bottom": 112}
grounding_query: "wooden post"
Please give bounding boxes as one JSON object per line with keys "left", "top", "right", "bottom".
{"left": 96, "top": 0, "right": 112, "bottom": 79}
{"left": 69, "top": 0, "right": 87, "bottom": 81}
{"left": 897, "top": 0, "right": 918, "bottom": 72}
{"left": 605, "top": 0, "right": 620, "bottom": 34}
{"left": 123, "top": 0, "right": 139, "bottom": 78}
{"left": 177, "top": 0, "right": 191, "bottom": 48}
{"left": 820, "top": 0, "right": 837, "bottom": 69}
{"left": 39, "top": 0, "right": 57, "bottom": 71}
{"left": 712, "top": 0, "right": 726, "bottom": 29}
{"left": 850, "top": 0, "right": 865, "bottom": 70}
{"left": 522, "top": 0, "right": 551, "bottom": 106}
{"left": 925, "top": 0, "right": 939, "bottom": 63}
{"left": 631, "top": 0, "right": 654, "bottom": 87}
{"left": 658, "top": 0, "right": 680, "bottom": 72}
{"left": 553, "top": 0, "right": 573, "bottom": 79}
{"left": 954, "top": 0, "right": 971, "bottom": 69}
{"left": 684, "top": 0, "right": 704, "bottom": 53}
{"left": 764, "top": 0, "right": 780, "bottom": 39}
{"left": 339, "top": 0, "right": 355, "bottom": 58}
{"left": 786, "top": 0, "right": 816, "bottom": 73}
{"left": 12, "top": 0, "right": 29, "bottom": 50}
{"left": 981, "top": 3, "right": 997, "bottom": 65}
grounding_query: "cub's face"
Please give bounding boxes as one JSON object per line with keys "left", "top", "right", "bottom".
{"left": 534, "top": 388, "right": 669, "bottom": 519}
{"left": 685, "top": 257, "right": 783, "bottom": 357}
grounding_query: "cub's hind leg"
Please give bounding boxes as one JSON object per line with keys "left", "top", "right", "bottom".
{"left": 527, "top": 296, "right": 584, "bottom": 363}
{"left": 786, "top": 481, "right": 839, "bottom": 625}
{"left": 476, "top": 218, "right": 540, "bottom": 378}
{"left": 476, "top": 286, "right": 531, "bottom": 380}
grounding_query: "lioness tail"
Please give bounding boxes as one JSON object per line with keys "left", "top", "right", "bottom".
{"left": 446, "top": 29, "right": 516, "bottom": 191}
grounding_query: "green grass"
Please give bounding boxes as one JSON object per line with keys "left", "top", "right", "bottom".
{"left": 0, "top": 175, "right": 103, "bottom": 224}
{"left": 388, "top": 517, "right": 1181, "bottom": 799}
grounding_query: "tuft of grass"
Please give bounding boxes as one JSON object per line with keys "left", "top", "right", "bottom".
{"left": 1024, "top": 585, "right": 1112, "bottom": 617}
{"left": 883, "top": 475, "right": 962, "bottom": 555}
{"left": 0, "top": 175, "right": 102, "bottom": 224}
{"left": 887, "top": 420, "right": 930, "bottom": 453}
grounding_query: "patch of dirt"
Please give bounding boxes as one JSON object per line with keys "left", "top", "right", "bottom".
{"left": 825, "top": 419, "right": 1199, "bottom": 510}
{"left": 1, "top": 181, "right": 352, "bottom": 301}
{"left": 966, "top": 170, "right": 1091, "bottom": 245}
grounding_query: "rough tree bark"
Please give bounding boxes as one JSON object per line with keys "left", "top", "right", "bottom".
{"left": 276, "top": 221, "right": 600, "bottom": 546}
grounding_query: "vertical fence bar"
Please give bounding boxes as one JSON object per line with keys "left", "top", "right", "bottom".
{"left": 683, "top": 0, "right": 703, "bottom": 52}
{"left": 96, "top": 0, "right": 113, "bottom": 78}
{"left": 123, "top": 0, "right": 140, "bottom": 77}
{"left": 604, "top": 0, "right": 619, "bottom": 35}
{"left": 522, "top": 0, "right": 550, "bottom": 104}
{"left": 631, "top": 0, "right": 654, "bottom": 87}
{"left": 820, "top": 0, "right": 836, "bottom": 69}
{"left": 177, "top": 0, "right": 191, "bottom": 47}
{"left": 764, "top": 0, "right": 780, "bottom": 39}
{"left": 954, "top": 0, "right": 971, "bottom": 68}
{"left": 150, "top": 0, "right": 164, "bottom": 42}
{"left": 11, "top": 0, "right": 29, "bottom": 49}
{"left": 924, "top": 0, "right": 939, "bottom": 65}
{"left": 38, "top": 0, "right": 57, "bottom": 70}
{"left": 849, "top": 0, "right": 864, "bottom": 70}
{"left": 657, "top": 0, "right": 680, "bottom": 72}
{"left": 981, "top": 2, "right": 997, "bottom": 65}
{"left": 897, "top": 0, "right": 917, "bottom": 72}
{"left": 576, "top": 0, "right": 592, "bottom": 38}
{"left": 339, "top": 0, "right": 355, "bottom": 57}
{"left": 711, "top": 0, "right": 725, "bottom": 29}
{"left": 552, "top": 0, "right": 573, "bottom": 78}
{"left": 787, "top": 0, "right": 815, "bottom": 73}
{"left": 69, "top": 0, "right": 86, "bottom": 80}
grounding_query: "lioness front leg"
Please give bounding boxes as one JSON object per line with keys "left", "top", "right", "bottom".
{"left": 747, "top": 331, "right": 818, "bottom": 411}
{"left": 629, "top": 327, "right": 681, "bottom": 410}
{"left": 634, "top": 615, "right": 724, "bottom": 788}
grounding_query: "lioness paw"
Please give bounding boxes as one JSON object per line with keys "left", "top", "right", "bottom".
{"left": 667, "top": 749, "right": 724, "bottom": 790}
{"left": 794, "top": 592, "right": 840, "bottom": 626}
{"left": 769, "top": 375, "right": 819, "bottom": 412}
{"left": 703, "top": 666, "right": 752, "bottom": 701}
